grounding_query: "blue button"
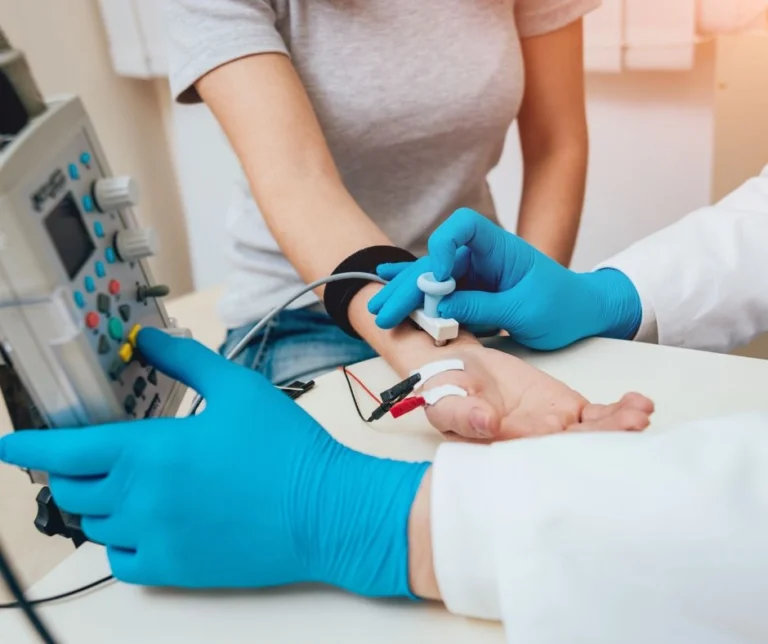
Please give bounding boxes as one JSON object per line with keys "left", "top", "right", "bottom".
{"left": 93, "top": 221, "right": 105, "bottom": 238}
{"left": 80, "top": 152, "right": 92, "bottom": 166}
{"left": 82, "top": 195, "right": 94, "bottom": 213}
{"left": 95, "top": 261, "right": 106, "bottom": 278}
{"left": 105, "top": 248, "right": 116, "bottom": 264}
{"left": 84, "top": 276, "right": 96, "bottom": 293}
{"left": 68, "top": 164, "right": 80, "bottom": 181}
{"left": 73, "top": 291, "right": 86, "bottom": 309}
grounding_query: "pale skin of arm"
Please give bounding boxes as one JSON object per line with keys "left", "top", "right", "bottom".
{"left": 515, "top": 20, "right": 589, "bottom": 267}
{"left": 195, "top": 54, "right": 481, "bottom": 378}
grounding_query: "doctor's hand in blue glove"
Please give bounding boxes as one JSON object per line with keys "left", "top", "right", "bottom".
{"left": 369, "top": 208, "right": 643, "bottom": 351}
{"left": 0, "top": 328, "right": 429, "bottom": 595}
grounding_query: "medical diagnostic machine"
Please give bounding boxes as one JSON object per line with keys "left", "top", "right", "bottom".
{"left": 0, "top": 29, "right": 187, "bottom": 544}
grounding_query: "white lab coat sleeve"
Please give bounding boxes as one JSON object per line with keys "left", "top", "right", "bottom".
{"left": 431, "top": 414, "right": 768, "bottom": 643}
{"left": 595, "top": 165, "right": 768, "bottom": 352}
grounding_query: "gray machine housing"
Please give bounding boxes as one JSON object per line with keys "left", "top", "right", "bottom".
{"left": 0, "top": 96, "right": 187, "bottom": 481}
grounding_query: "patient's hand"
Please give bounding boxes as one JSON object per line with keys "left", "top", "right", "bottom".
{"left": 350, "top": 283, "right": 652, "bottom": 442}
{"left": 422, "top": 344, "right": 653, "bottom": 441}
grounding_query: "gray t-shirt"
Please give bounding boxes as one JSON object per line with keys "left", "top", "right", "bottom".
{"left": 165, "top": 0, "right": 599, "bottom": 328}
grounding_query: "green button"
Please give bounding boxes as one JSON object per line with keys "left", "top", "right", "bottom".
{"left": 108, "top": 318, "right": 124, "bottom": 341}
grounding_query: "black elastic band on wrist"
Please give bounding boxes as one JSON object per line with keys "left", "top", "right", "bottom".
{"left": 324, "top": 245, "right": 417, "bottom": 339}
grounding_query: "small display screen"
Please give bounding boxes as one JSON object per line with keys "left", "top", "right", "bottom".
{"left": 44, "top": 192, "right": 95, "bottom": 279}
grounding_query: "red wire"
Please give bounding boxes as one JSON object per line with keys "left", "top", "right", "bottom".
{"left": 340, "top": 367, "right": 381, "bottom": 403}
{"left": 390, "top": 396, "right": 426, "bottom": 419}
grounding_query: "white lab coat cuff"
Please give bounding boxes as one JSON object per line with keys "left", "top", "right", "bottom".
{"left": 431, "top": 443, "right": 500, "bottom": 621}
{"left": 593, "top": 260, "right": 659, "bottom": 344}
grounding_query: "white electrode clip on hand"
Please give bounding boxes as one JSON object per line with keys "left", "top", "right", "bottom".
{"left": 388, "top": 358, "right": 468, "bottom": 419}
{"left": 410, "top": 272, "right": 460, "bottom": 346}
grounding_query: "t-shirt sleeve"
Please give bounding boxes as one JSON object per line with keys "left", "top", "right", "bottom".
{"left": 515, "top": 0, "right": 602, "bottom": 38}
{"left": 164, "top": 0, "right": 289, "bottom": 104}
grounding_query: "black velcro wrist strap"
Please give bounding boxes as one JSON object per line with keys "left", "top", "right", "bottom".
{"left": 324, "top": 246, "right": 417, "bottom": 339}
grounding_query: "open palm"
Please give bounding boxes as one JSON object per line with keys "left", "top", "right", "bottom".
{"left": 422, "top": 345, "right": 653, "bottom": 441}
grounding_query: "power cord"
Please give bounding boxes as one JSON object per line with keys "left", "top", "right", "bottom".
{"left": 0, "top": 541, "right": 57, "bottom": 643}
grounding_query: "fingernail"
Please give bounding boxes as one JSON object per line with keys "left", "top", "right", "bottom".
{"left": 469, "top": 409, "right": 492, "bottom": 438}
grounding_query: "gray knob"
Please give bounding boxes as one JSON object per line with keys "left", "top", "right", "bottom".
{"left": 93, "top": 176, "right": 140, "bottom": 212}
{"left": 114, "top": 228, "right": 159, "bottom": 262}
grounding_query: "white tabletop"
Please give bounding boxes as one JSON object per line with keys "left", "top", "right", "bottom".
{"left": 4, "top": 288, "right": 768, "bottom": 643}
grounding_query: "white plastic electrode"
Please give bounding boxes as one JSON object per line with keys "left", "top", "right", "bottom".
{"left": 423, "top": 385, "right": 468, "bottom": 406}
{"left": 409, "top": 309, "right": 460, "bottom": 346}
{"left": 411, "top": 359, "right": 465, "bottom": 390}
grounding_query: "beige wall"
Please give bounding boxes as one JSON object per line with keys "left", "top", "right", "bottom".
{"left": 0, "top": 0, "right": 193, "bottom": 600}
{"left": 712, "top": 34, "right": 768, "bottom": 359}
{"left": 0, "top": 0, "right": 193, "bottom": 297}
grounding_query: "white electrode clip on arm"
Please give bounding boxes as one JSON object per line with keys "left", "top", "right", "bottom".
{"left": 410, "top": 272, "right": 460, "bottom": 346}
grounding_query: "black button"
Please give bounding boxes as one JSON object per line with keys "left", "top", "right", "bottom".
{"left": 97, "top": 293, "right": 110, "bottom": 315}
{"left": 147, "top": 369, "right": 158, "bottom": 385}
{"left": 133, "top": 377, "right": 147, "bottom": 398}
{"left": 97, "top": 335, "right": 110, "bottom": 355}
{"left": 124, "top": 395, "right": 137, "bottom": 415}
{"left": 119, "top": 304, "right": 131, "bottom": 322}
{"left": 109, "top": 359, "right": 125, "bottom": 381}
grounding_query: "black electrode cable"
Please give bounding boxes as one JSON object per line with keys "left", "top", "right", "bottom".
{"left": 0, "top": 541, "right": 57, "bottom": 643}
{"left": 341, "top": 366, "right": 371, "bottom": 424}
{"left": 0, "top": 573, "right": 114, "bottom": 611}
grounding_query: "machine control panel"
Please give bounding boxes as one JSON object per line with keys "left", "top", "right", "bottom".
{"left": 0, "top": 96, "right": 187, "bottom": 443}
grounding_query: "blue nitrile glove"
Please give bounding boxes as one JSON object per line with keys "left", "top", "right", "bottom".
{"left": 369, "top": 208, "right": 642, "bottom": 351}
{"left": 0, "top": 328, "right": 429, "bottom": 595}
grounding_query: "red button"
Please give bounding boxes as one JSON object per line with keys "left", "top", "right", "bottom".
{"left": 85, "top": 312, "right": 100, "bottom": 329}
{"left": 109, "top": 280, "right": 121, "bottom": 296}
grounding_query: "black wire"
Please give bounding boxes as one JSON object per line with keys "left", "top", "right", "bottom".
{"left": 0, "top": 574, "right": 114, "bottom": 610}
{"left": 341, "top": 366, "right": 370, "bottom": 423}
{"left": 0, "top": 541, "right": 57, "bottom": 643}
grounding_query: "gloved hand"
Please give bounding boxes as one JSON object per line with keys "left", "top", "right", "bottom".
{"left": 0, "top": 329, "right": 429, "bottom": 595}
{"left": 369, "top": 208, "right": 642, "bottom": 351}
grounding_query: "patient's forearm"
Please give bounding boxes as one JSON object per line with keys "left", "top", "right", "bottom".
{"left": 349, "top": 284, "right": 482, "bottom": 377}
{"left": 196, "top": 54, "right": 477, "bottom": 371}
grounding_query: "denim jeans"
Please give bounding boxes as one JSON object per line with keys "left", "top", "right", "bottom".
{"left": 219, "top": 305, "right": 378, "bottom": 386}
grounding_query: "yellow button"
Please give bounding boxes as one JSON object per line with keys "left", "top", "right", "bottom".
{"left": 128, "top": 324, "right": 143, "bottom": 348}
{"left": 118, "top": 343, "right": 133, "bottom": 363}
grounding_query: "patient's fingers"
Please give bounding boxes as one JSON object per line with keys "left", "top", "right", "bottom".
{"left": 618, "top": 392, "right": 655, "bottom": 414}
{"left": 581, "top": 393, "right": 654, "bottom": 422}
{"left": 570, "top": 397, "right": 652, "bottom": 433}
